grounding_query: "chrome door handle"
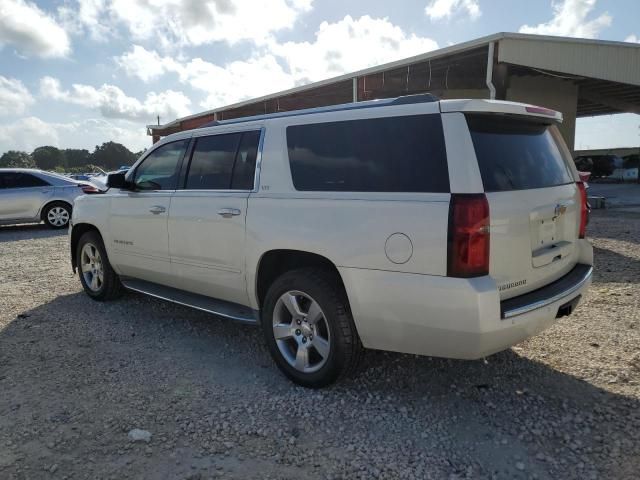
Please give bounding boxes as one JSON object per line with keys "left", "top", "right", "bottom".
{"left": 149, "top": 205, "right": 166, "bottom": 214}
{"left": 217, "top": 208, "right": 241, "bottom": 218}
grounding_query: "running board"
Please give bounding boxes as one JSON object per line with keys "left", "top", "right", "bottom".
{"left": 121, "top": 277, "right": 259, "bottom": 324}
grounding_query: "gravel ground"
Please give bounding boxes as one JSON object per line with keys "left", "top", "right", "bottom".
{"left": 0, "top": 211, "right": 639, "bottom": 480}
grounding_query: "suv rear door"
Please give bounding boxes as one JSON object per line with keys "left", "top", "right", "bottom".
{"left": 167, "top": 129, "right": 261, "bottom": 305}
{"left": 464, "top": 113, "right": 581, "bottom": 300}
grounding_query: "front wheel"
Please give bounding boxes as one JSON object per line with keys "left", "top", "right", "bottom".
{"left": 76, "top": 231, "right": 123, "bottom": 301}
{"left": 262, "top": 268, "right": 363, "bottom": 388}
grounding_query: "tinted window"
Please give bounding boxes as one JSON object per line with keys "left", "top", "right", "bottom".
{"left": 287, "top": 114, "right": 449, "bottom": 192}
{"left": 134, "top": 140, "right": 189, "bottom": 190}
{"left": 186, "top": 134, "right": 239, "bottom": 189}
{"left": 466, "top": 115, "right": 573, "bottom": 192}
{"left": 0, "top": 172, "right": 49, "bottom": 188}
{"left": 185, "top": 131, "right": 260, "bottom": 190}
{"left": 231, "top": 131, "right": 260, "bottom": 190}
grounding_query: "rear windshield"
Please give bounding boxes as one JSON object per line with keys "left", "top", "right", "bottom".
{"left": 466, "top": 115, "right": 574, "bottom": 192}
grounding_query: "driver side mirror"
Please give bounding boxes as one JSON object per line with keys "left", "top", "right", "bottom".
{"left": 107, "top": 172, "right": 130, "bottom": 190}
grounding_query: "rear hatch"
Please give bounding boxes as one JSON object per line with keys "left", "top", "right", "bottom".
{"left": 465, "top": 113, "right": 581, "bottom": 300}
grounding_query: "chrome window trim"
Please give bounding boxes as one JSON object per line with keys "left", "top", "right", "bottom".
{"left": 502, "top": 266, "right": 593, "bottom": 319}
{"left": 251, "top": 127, "right": 266, "bottom": 193}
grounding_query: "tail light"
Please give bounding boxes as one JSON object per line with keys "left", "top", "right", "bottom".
{"left": 577, "top": 182, "right": 589, "bottom": 239}
{"left": 80, "top": 184, "right": 101, "bottom": 194}
{"left": 447, "top": 194, "right": 490, "bottom": 278}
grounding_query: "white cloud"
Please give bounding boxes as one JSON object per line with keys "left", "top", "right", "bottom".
{"left": 39, "top": 76, "right": 192, "bottom": 122}
{"left": 116, "top": 45, "right": 181, "bottom": 82}
{"left": 270, "top": 15, "right": 439, "bottom": 84}
{"left": 0, "top": 116, "right": 60, "bottom": 151}
{"left": 0, "top": 0, "right": 71, "bottom": 57}
{"left": 425, "top": 0, "right": 480, "bottom": 21}
{"left": 65, "top": 0, "right": 312, "bottom": 49}
{"left": 117, "top": 16, "right": 439, "bottom": 110}
{"left": 58, "top": 0, "right": 111, "bottom": 42}
{"left": 0, "top": 76, "right": 34, "bottom": 115}
{"left": 519, "top": 0, "right": 611, "bottom": 39}
{"left": 625, "top": 34, "right": 640, "bottom": 43}
{"left": 0, "top": 116, "right": 151, "bottom": 152}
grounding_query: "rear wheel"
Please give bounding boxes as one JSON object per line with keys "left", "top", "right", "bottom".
{"left": 76, "top": 231, "right": 123, "bottom": 301}
{"left": 43, "top": 202, "right": 71, "bottom": 229}
{"left": 262, "top": 268, "right": 363, "bottom": 388}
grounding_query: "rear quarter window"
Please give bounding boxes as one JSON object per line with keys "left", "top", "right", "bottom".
{"left": 287, "top": 114, "right": 449, "bottom": 193}
{"left": 466, "top": 115, "right": 574, "bottom": 192}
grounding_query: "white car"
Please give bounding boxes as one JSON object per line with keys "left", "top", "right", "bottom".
{"left": 0, "top": 168, "right": 100, "bottom": 228}
{"left": 69, "top": 95, "right": 593, "bottom": 387}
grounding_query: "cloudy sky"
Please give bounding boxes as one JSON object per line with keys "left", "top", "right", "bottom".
{"left": 0, "top": 0, "right": 639, "bottom": 154}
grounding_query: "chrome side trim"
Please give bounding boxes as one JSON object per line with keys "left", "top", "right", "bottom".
{"left": 121, "top": 278, "right": 259, "bottom": 324}
{"left": 502, "top": 266, "right": 593, "bottom": 319}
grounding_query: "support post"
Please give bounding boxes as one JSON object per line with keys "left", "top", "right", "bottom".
{"left": 486, "top": 42, "right": 496, "bottom": 100}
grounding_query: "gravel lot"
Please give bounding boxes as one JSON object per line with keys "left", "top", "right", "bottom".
{"left": 1, "top": 211, "right": 639, "bottom": 480}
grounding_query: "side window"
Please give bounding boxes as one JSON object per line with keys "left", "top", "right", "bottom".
{"left": 185, "top": 130, "right": 260, "bottom": 190}
{"left": 134, "top": 140, "right": 189, "bottom": 190}
{"left": 286, "top": 115, "right": 449, "bottom": 193}
{"left": 186, "top": 134, "right": 240, "bottom": 190}
{"left": 0, "top": 173, "right": 49, "bottom": 188}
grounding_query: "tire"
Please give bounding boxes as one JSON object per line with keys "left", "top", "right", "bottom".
{"left": 261, "top": 268, "right": 364, "bottom": 388}
{"left": 43, "top": 202, "right": 72, "bottom": 229}
{"left": 76, "top": 231, "right": 123, "bottom": 301}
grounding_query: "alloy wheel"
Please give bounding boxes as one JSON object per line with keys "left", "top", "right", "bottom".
{"left": 272, "top": 290, "right": 331, "bottom": 373}
{"left": 80, "top": 243, "right": 104, "bottom": 292}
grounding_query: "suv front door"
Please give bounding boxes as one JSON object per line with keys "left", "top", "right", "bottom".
{"left": 167, "top": 130, "right": 261, "bottom": 305}
{"left": 0, "top": 172, "right": 52, "bottom": 221}
{"left": 108, "top": 139, "right": 189, "bottom": 284}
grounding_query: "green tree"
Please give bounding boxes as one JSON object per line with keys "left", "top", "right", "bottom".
{"left": 32, "top": 146, "right": 65, "bottom": 170}
{"left": 63, "top": 148, "right": 91, "bottom": 169}
{"left": 89, "top": 142, "right": 137, "bottom": 170}
{"left": 0, "top": 150, "right": 36, "bottom": 168}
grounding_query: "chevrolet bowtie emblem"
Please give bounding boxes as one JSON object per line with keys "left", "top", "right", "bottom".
{"left": 554, "top": 204, "right": 568, "bottom": 217}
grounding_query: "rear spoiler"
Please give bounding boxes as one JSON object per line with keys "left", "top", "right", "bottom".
{"left": 439, "top": 99, "right": 563, "bottom": 123}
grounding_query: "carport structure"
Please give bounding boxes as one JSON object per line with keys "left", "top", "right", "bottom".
{"left": 147, "top": 32, "right": 640, "bottom": 152}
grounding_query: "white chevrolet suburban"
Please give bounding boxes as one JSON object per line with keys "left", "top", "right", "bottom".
{"left": 70, "top": 95, "right": 593, "bottom": 387}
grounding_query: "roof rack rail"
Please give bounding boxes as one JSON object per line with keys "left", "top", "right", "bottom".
{"left": 195, "top": 93, "right": 439, "bottom": 129}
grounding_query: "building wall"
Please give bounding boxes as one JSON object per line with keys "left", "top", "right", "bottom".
{"left": 506, "top": 75, "right": 579, "bottom": 151}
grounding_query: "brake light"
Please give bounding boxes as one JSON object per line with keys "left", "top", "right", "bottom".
{"left": 525, "top": 106, "right": 558, "bottom": 117}
{"left": 80, "top": 184, "right": 100, "bottom": 194}
{"left": 447, "top": 194, "right": 490, "bottom": 277}
{"left": 577, "top": 182, "right": 589, "bottom": 239}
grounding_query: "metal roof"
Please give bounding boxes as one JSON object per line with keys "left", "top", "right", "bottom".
{"left": 148, "top": 32, "right": 640, "bottom": 134}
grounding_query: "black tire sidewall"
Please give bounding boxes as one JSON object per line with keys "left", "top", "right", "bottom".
{"left": 262, "top": 270, "right": 351, "bottom": 388}
{"left": 44, "top": 202, "right": 71, "bottom": 229}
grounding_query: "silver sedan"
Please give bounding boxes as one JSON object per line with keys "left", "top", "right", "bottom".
{"left": 0, "top": 168, "right": 101, "bottom": 229}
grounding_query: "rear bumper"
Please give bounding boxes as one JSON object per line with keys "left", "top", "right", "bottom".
{"left": 339, "top": 262, "right": 593, "bottom": 360}
{"left": 501, "top": 264, "right": 592, "bottom": 319}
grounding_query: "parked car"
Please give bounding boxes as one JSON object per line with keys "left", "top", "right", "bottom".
{"left": 0, "top": 168, "right": 100, "bottom": 228}
{"left": 70, "top": 95, "right": 593, "bottom": 387}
